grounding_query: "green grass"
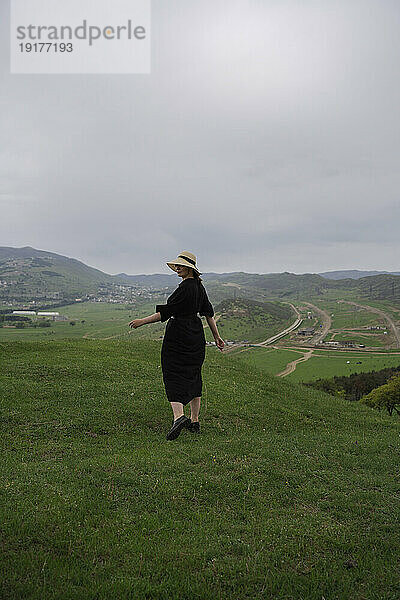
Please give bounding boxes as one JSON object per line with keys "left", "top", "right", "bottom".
{"left": 205, "top": 314, "right": 288, "bottom": 343}
{"left": 332, "top": 312, "right": 384, "bottom": 329}
{"left": 331, "top": 333, "right": 386, "bottom": 347}
{"left": 0, "top": 301, "right": 170, "bottom": 342}
{"left": 1, "top": 339, "right": 399, "bottom": 599}
{"left": 368, "top": 301, "right": 400, "bottom": 319}
{"left": 331, "top": 310, "right": 383, "bottom": 329}
{"left": 230, "top": 347, "right": 303, "bottom": 375}
{"left": 287, "top": 351, "right": 400, "bottom": 382}
{"left": 206, "top": 299, "right": 294, "bottom": 343}
{"left": 310, "top": 300, "right": 385, "bottom": 329}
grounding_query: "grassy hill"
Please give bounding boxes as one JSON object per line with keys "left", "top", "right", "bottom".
{"left": 1, "top": 339, "right": 399, "bottom": 599}
{"left": 355, "top": 274, "right": 400, "bottom": 301}
{"left": 2, "top": 246, "right": 400, "bottom": 306}
{"left": 331, "top": 274, "right": 400, "bottom": 302}
{"left": 319, "top": 269, "right": 400, "bottom": 280}
{"left": 204, "top": 271, "right": 330, "bottom": 301}
{"left": 0, "top": 246, "right": 123, "bottom": 299}
{"left": 211, "top": 298, "right": 294, "bottom": 342}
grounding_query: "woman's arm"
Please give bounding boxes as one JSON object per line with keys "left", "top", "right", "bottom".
{"left": 205, "top": 316, "right": 224, "bottom": 351}
{"left": 129, "top": 312, "right": 161, "bottom": 329}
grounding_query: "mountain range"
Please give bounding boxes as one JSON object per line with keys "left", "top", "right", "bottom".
{"left": 1, "top": 246, "right": 400, "bottom": 302}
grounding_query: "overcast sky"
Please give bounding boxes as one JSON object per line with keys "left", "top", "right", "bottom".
{"left": 1, "top": 0, "right": 399, "bottom": 275}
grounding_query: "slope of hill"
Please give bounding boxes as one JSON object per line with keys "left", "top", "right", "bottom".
{"left": 0, "top": 246, "right": 120, "bottom": 298}
{"left": 1, "top": 338, "right": 398, "bottom": 599}
{"left": 319, "top": 269, "right": 400, "bottom": 280}
{"left": 213, "top": 298, "right": 294, "bottom": 342}
{"left": 2, "top": 246, "right": 400, "bottom": 305}
{"left": 354, "top": 273, "right": 400, "bottom": 300}
{"left": 206, "top": 271, "right": 327, "bottom": 296}
{"left": 115, "top": 272, "right": 176, "bottom": 287}
{"left": 0, "top": 246, "right": 143, "bottom": 301}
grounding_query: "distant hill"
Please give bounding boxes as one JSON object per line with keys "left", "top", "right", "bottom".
{"left": 1, "top": 246, "right": 400, "bottom": 304}
{"left": 205, "top": 271, "right": 400, "bottom": 302}
{"left": 351, "top": 273, "right": 400, "bottom": 300}
{"left": 0, "top": 246, "right": 124, "bottom": 300}
{"left": 212, "top": 297, "right": 294, "bottom": 342}
{"left": 0, "top": 247, "right": 331, "bottom": 303}
{"left": 319, "top": 269, "right": 400, "bottom": 280}
{"left": 115, "top": 273, "right": 175, "bottom": 287}
{"left": 115, "top": 271, "right": 259, "bottom": 288}
{"left": 202, "top": 271, "right": 331, "bottom": 302}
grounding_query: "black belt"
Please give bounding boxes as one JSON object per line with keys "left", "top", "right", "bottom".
{"left": 171, "top": 314, "right": 198, "bottom": 320}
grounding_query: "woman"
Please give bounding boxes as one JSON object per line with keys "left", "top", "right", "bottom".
{"left": 129, "top": 251, "right": 224, "bottom": 441}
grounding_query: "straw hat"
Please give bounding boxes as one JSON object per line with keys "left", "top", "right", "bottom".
{"left": 167, "top": 251, "right": 201, "bottom": 275}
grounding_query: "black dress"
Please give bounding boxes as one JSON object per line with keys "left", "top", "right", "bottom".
{"left": 156, "top": 278, "right": 214, "bottom": 405}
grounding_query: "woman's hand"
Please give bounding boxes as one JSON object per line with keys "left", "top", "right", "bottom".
{"left": 214, "top": 336, "right": 225, "bottom": 351}
{"left": 129, "top": 319, "right": 144, "bottom": 329}
{"left": 129, "top": 313, "right": 161, "bottom": 329}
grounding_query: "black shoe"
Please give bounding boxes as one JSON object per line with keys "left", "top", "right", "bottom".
{"left": 189, "top": 421, "right": 200, "bottom": 433}
{"left": 166, "top": 416, "right": 191, "bottom": 441}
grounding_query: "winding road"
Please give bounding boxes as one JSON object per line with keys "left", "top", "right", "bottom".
{"left": 338, "top": 300, "right": 400, "bottom": 348}
{"left": 221, "top": 303, "right": 303, "bottom": 353}
{"left": 276, "top": 349, "right": 314, "bottom": 377}
{"left": 256, "top": 303, "right": 303, "bottom": 346}
{"left": 302, "top": 302, "right": 331, "bottom": 345}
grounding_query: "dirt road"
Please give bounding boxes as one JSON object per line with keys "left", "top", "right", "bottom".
{"left": 276, "top": 348, "right": 314, "bottom": 377}
{"left": 220, "top": 304, "right": 302, "bottom": 352}
{"left": 257, "top": 303, "right": 302, "bottom": 346}
{"left": 339, "top": 300, "right": 400, "bottom": 348}
{"left": 303, "top": 302, "right": 331, "bottom": 345}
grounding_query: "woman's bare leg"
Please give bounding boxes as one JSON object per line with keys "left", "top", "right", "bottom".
{"left": 170, "top": 402, "right": 184, "bottom": 421}
{"left": 190, "top": 396, "right": 201, "bottom": 422}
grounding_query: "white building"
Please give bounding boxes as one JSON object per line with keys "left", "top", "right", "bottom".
{"left": 37, "top": 311, "right": 60, "bottom": 321}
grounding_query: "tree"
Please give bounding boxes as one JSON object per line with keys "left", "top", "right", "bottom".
{"left": 38, "top": 320, "right": 51, "bottom": 328}
{"left": 360, "top": 375, "right": 400, "bottom": 416}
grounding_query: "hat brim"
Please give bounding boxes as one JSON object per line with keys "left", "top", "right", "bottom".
{"left": 167, "top": 259, "right": 201, "bottom": 275}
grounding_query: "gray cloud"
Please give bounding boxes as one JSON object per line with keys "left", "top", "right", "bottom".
{"left": 1, "top": 0, "right": 400, "bottom": 275}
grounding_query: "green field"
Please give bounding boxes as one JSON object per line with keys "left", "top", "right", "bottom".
{"left": 0, "top": 301, "right": 172, "bottom": 342}
{"left": 287, "top": 351, "right": 400, "bottom": 382}
{"left": 331, "top": 333, "right": 386, "bottom": 348}
{"left": 332, "top": 308, "right": 382, "bottom": 330}
{"left": 332, "top": 311, "right": 384, "bottom": 329}
{"left": 304, "top": 289, "right": 359, "bottom": 302}
{"left": 358, "top": 299, "right": 400, "bottom": 320}
{"left": 1, "top": 339, "right": 399, "bottom": 599}
{"left": 230, "top": 347, "right": 303, "bottom": 375}
{"left": 230, "top": 346, "right": 400, "bottom": 382}
{"left": 205, "top": 309, "right": 294, "bottom": 343}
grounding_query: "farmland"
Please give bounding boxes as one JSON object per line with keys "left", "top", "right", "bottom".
{"left": 2, "top": 292, "right": 400, "bottom": 384}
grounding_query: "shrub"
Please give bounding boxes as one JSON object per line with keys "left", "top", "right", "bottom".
{"left": 38, "top": 320, "right": 51, "bottom": 328}
{"left": 360, "top": 375, "right": 400, "bottom": 416}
